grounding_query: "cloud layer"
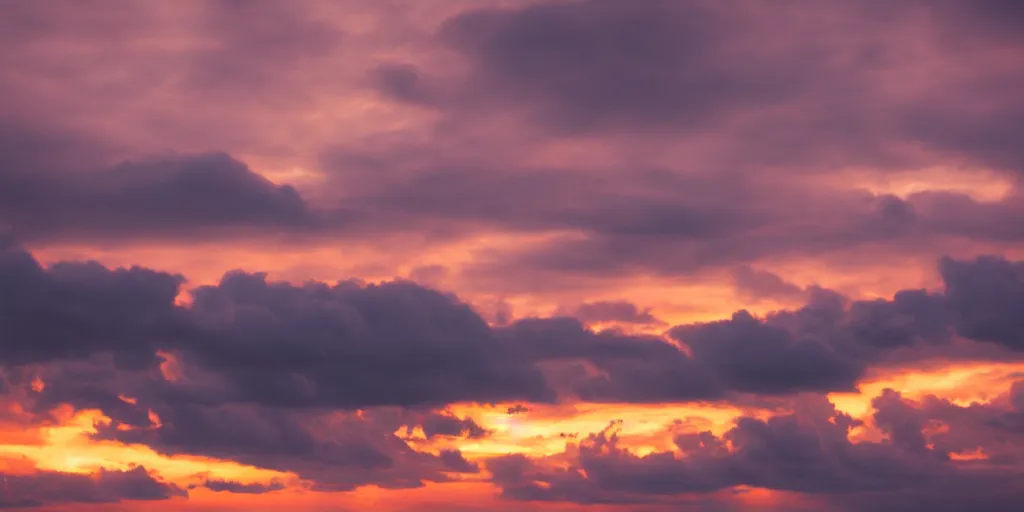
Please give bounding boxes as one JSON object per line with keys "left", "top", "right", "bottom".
{"left": 1, "top": 0, "right": 1023, "bottom": 510}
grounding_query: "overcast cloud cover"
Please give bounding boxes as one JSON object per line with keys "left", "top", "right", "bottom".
{"left": 1, "top": 1, "right": 1023, "bottom": 511}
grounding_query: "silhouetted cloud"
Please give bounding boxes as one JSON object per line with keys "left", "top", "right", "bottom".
{"left": 941, "top": 256, "right": 1024, "bottom": 350}
{"left": 417, "top": 412, "right": 489, "bottom": 439}
{"left": 6, "top": 244, "right": 1024, "bottom": 413}
{"left": 3, "top": 244, "right": 1024, "bottom": 495}
{"left": 0, "top": 240, "right": 182, "bottom": 368}
{"left": 0, "top": 465, "right": 184, "bottom": 508}
{"left": 487, "top": 390, "right": 1024, "bottom": 509}
{"left": 0, "top": 130, "right": 328, "bottom": 241}
{"left": 199, "top": 478, "right": 285, "bottom": 494}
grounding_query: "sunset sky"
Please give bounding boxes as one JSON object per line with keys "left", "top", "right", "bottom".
{"left": 1, "top": 1, "right": 1024, "bottom": 510}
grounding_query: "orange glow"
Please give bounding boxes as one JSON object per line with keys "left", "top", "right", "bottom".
{"left": 3, "top": 1, "right": 1023, "bottom": 510}
{"left": 0, "top": 455, "right": 37, "bottom": 475}
{"left": 830, "top": 165, "right": 1015, "bottom": 203}
{"left": 830, "top": 361, "right": 1024, "bottom": 419}
{"left": 0, "top": 407, "right": 290, "bottom": 486}
{"left": 439, "top": 401, "right": 754, "bottom": 459}
{"left": 950, "top": 448, "right": 988, "bottom": 461}
{"left": 147, "top": 410, "right": 163, "bottom": 429}
{"left": 26, "top": 229, "right": 986, "bottom": 336}
{"left": 9, "top": 213, "right": 1024, "bottom": 512}
{"left": 157, "top": 351, "right": 183, "bottom": 382}
{"left": 0, "top": 357, "right": 1020, "bottom": 511}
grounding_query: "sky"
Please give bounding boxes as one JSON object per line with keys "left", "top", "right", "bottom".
{"left": 1, "top": 0, "right": 1023, "bottom": 510}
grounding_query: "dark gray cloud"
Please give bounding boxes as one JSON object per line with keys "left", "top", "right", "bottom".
{"left": 0, "top": 465, "right": 184, "bottom": 508}
{"left": 3, "top": 244, "right": 1024, "bottom": 496}
{"left": 0, "top": 135, "right": 328, "bottom": 241}
{"left": 924, "top": 0, "right": 1024, "bottom": 41}
{"left": 672, "top": 309, "right": 863, "bottom": 395}
{"left": 416, "top": 411, "right": 489, "bottom": 439}
{"left": 872, "top": 385, "right": 1024, "bottom": 460}
{"left": 353, "top": 0, "right": 1024, "bottom": 287}
{"left": 438, "top": 449, "right": 478, "bottom": 474}
{"left": 199, "top": 478, "right": 285, "bottom": 494}
{"left": 487, "top": 391, "right": 1024, "bottom": 509}
{"left": 497, "top": 317, "right": 722, "bottom": 403}
{"left": 170, "top": 271, "right": 553, "bottom": 408}
{"left": 848, "top": 288, "right": 952, "bottom": 349}
{"left": 432, "top": 0, "right": 806, "bottom": 135}
{"left": 0, "top": 240, "right": 182, "bottom": 368}
{"left": 6, "top": 244, "right": 1024, "bottom": 414}
{"left": 940, "top": 256, "right": 1024, "bottom": 350}
{"left": 92, "top": 403, "right": 462, "bottom": 492}
{"left": 0, "top": 0, "right": 1020, "bottom": 266}
{"left": 379, "top": 0, "right": 1024, "bottom": 177}
{"left": 668, "top": 287, "right": 955, "bottom": 394}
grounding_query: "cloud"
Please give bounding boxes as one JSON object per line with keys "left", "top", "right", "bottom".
{"left": 731, "top": 266, "right": 807, "bottom": 303}
{"left": 199, "top": 478, "right": 285, "bottom": 494}
{"left": 496, "top": 316, "right": 722, "bottom": 402}
{"left": 327, "top": 149, "right": 1024, "bottom": 283}
{"left": 460, "top": 190, "right": 1024, "bottom": 284}
{"left": 3, "top": 243, "right": 1024, "bottom": 496}
{"left": 672, "top": 309, "right": 864, "bottom": 395}
{"left": 1, "top": 1, "right": 1022, "bottom": 509}
{"left": 170, "top": 270, "right": 553, "bottom": 408}
{"left": 0, "top": 129, "right": 329, "bottom": 241}
{"left": 486, "top": 390, "right": 1024, "bottom": 509}
{"left": 0, "top": 240, "right": 183, "bottom": 368}
{"left": 416, "top": 412, "right": 489, "bottom": 439}
{"left": 0, "top": 0, "right": 1021, "bottom": 264}
{"left": 568, "top": 301, "right": 664, "bottom": 326}
{"left": 6, "top": 244, "right": 1024, "bottom": 415}
{"left": 438, "top": 449, "right": 478, "bottom": 473}
{"left": 433, "top": 0, "right": 802, "bottom": 134}
{"left": 93, "top": 403, "right": 462, "bottom": 492}
{"left": 389, "top": 0, "right": 1024, "bottom": 175}
{"left": 347, "top": 0, "right": 1024, "bottom": 288}
{"left": 0, "top": 465, "right": 184, "bottom": 508}
{"left": 940, "top": 256, "right": 1024, "bottom": 350}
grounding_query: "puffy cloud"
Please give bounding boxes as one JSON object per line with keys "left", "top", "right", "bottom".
{"left": 0, "top": 128, "right": 329, "bottom": 241}
{"left": 0, "top": 240, "right": 182, "bottom": 368}
{"left": 170, "top": 271, "right": 553, "bottom": 408}
{"left": 6, "top": 245, "right": 1024, "bottom": 414}
{"left": 416, "top": 412, "right": 489, "bottom": 439}
{"left": 673, "top": 309, "right": 863, "bottom": 395}
{"left": 93, "top": 403, "right": 460, "bottom": 492}
{"left": 1, "top": 1, "right": 1022, "bottom": 509}
{"left": 940, "top": 256, "right": 1024, "bottom": 350}
{"left": 4, "top": 244, "right": 1024, "bottom": 495}
{"left": 486, "top": 390, "right": 1024, "bottom": 509}
{"left": 438, "top": 449, "right": 478, "bottom": 473}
